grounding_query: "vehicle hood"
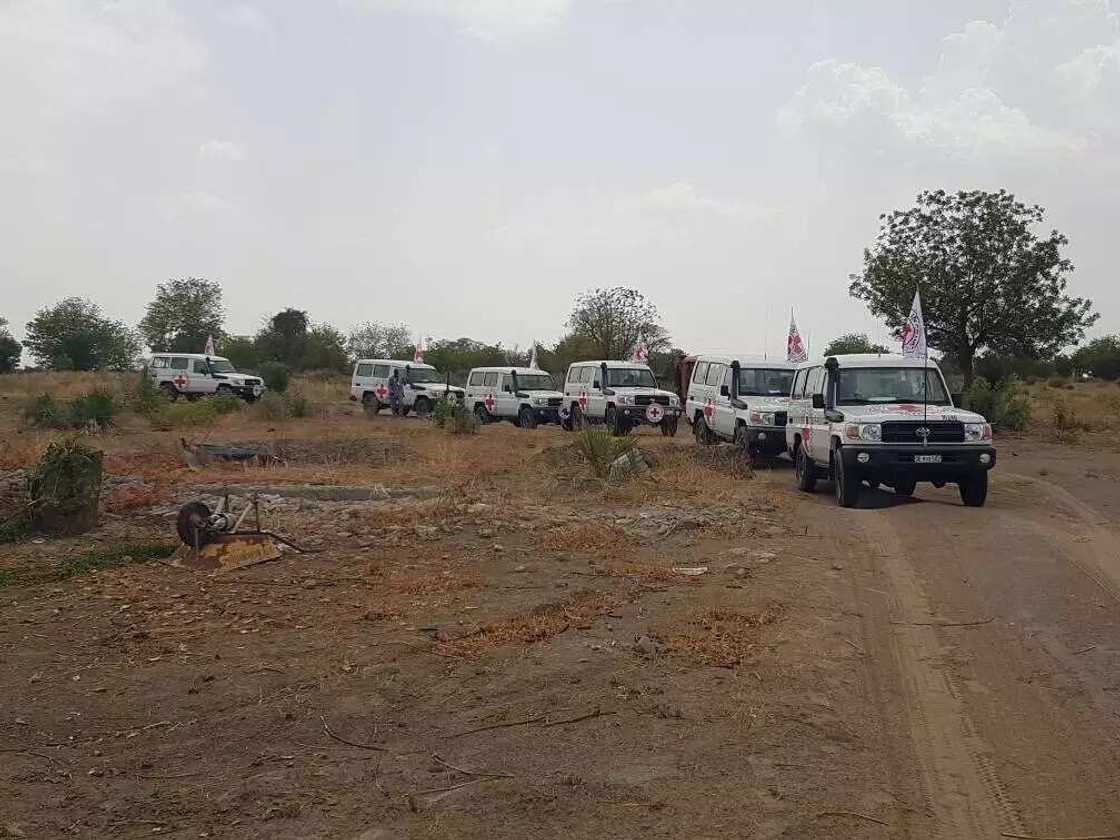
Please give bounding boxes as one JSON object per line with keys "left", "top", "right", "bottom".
{"left": 738, "top": 397, "right": 790, "bottom": 411}
{"left": 525, "top": 390, "right": 564, "bottom": 401}
{"left": 217, "top": 373, "right": 258, "bottom": 385}
{"left": 612, "top": 387, "right": 679, "bottom": 400}
{"left": 839, "top": 403, "right": 987, "bottom": 424}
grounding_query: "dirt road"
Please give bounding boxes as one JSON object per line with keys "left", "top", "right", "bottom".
{"left": 814, "top": 441, "right": 1120, "bottom": 839}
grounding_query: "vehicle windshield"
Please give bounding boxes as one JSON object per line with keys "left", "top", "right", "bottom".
{"left": 516, "top": 373, "right": 555, "bottom": 390}
{"left": 835, "top": 367, "right": 950, "bottom": 405}
{"left": 739, "top": 368, "right": 794, "bottom": 397}
{"left": 209, "top": 359, "right": 235, "bottom": 373}
{"left": 607, "top": 367, "right": 657, "bottom": 388}
{"left": 406, "top": 367, "right": 442, "bottom": 384}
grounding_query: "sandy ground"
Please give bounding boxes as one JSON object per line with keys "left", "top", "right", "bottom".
{"left": 2, "top": 408, "right": 1120, "bottom": 839}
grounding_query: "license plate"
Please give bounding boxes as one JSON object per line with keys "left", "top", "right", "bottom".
{"left": 914, "top": 454, "right": 942, "bottom": 464}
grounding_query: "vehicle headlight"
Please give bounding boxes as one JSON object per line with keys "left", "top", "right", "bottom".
{"left": 617, "top": 395, "right": 634, "bottom": 405}
{"left": 964, "top": 422, "right": 992, "bottom": 441}
{"left": 534, "top": 397, "right": 547, "bottom": 406}
{"left": 669, "top": 395, "right": 678, "bottom": 405}
{"left": 750, "top": 410, "right": 775, "bottom": 426}
{"left": 845, "top": 423, "right": 881, "bottom": 441}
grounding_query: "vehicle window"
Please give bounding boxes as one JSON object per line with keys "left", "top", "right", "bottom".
{"left": 738, "top": 368, "right": 796, "bottom": 397}
{"left": 483, "top": 372, "right": 499, "bottom": 388}
{"left": 723, "top": 367, "right": 733, "bottom": 391}
{"left": 372, "top": 364, "right": 390, "bottom": 378}
{"left": 170, "top": 357, "right": 189, "bottom": 371}
{"left": 191, "top": 359, "right": 209, "bottom": 373}
{"left": 807, "top": 367, "right": 823, "bottom": 396}
{"left": 606, "top": 367, "right": 656, "bottom": 388}
{"left": 356, "top": 363, "right": 373, "bottom": 377}
{"left": 579, "top": 367, "right": 591, "bottom": 383}
{"left": 518, "top": 373, "right": 555, "bottom": 390}
{"left": 149, "top": 357, "right": 167, "bottom": 369}
{"left": 705, "top": 364, "right": 724, "bottom": 387}
{"left": 501, "top": 375, "right": 513, "bottom": 393}
{"left": 468, "top": 371, "right": 484, "bottom": 386}
{"left": 835, "top": 367, "right": 950, "bottom": 405}
{"left": 790, "top": 370, "right": 803, "bottom": 398}
{"left": 693, "top": 362, "right": 709, "bottom": 384}
{"left": 592, "top": 373, "right": 601, "bottom": 389}
{"left": 407, "top": 367, "right": 442, "bottom": 384}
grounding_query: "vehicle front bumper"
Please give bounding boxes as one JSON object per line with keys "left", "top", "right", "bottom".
{"left": 530, "top": 406, "right": 562, "bottom": 423}
{"left": 743, "top": 426, "right": 788, "bottom": 455}
{"left": 840, "top": 444, "right": 997, "bottom": 479}
{"left": 618, "top": 406, "right": 681, "bottom": 425}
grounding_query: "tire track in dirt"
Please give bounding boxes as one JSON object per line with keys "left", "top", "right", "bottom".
{"left": 851, "top": 509, "right": 1020, "bottom": 840}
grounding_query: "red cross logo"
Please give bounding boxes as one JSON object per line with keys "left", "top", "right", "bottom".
{"left": 173, "top": 374, "right": 188, "bottom": 389}
{"left": 578, "top": 391, "right": 588, "bottom": 408}
{"left": 803, "top": 426, "right": 813, "bottom": 448}
{"left": 703, "top": 399, "right": 715, "bottom": 419}
{"left": 483, "top": 394, "right": 496, "bottom": 411}
{"left": 375, "top": 384, "right": 388, "bottom": 399}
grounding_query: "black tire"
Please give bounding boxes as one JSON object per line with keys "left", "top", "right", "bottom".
{"left": 176, "top": 501, "right": 212, "bottom": 547}
{"left": 660, "top": 417, "right": 678, "bottom": 437}
{"left": 694, "top": 413, "right": 714, "bottom": 446}
{"left": 571, "top": 404, "right": 585, "bottom": 430}
{"left": 216, "top": 384, "right": 233, "bottom": 397}
{"left": 474, "top": 404, "right": 490, "bottom": 425}
{"left": 518, "top": 406, "right": 537, "bottom": 429}
{"left": 959, "top": 471, "right": 988, "bottom": 507}
{"left": 414, "top": 398, "right": 432, "bottom": 417}
{"left": 832, "top": 445, "right": 860, "bottom": 508}
{"left": 605, "top": 405, "right": 623, "bottom": 436}
{"left": 733, "top": 423, "right": 752, "bottom": 454}
{"left": 560, "top": 411, "right": 573, "bottom": 432}
{"left": 893, "top": 477, "right": 918, "bottom": 498}
{"left": 795, "top": 444, "right": 817, "bottom": 493}
{"left": 160, "top": 383, "right": 180, "bottom": 402}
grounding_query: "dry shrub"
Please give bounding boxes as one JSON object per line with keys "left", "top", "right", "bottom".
{"left": 0, "top": 432, "right": 52, "bottom": 469}
{"left": 607, "top": 562, "right": 681, "bottom": 585}
{"left": 443, "top": 591, "right": 619, "bottom": 657}
{"left": 536, "top": 523, "right": 639, "bottom": 560}
{"left": 103, "top": 484, "right": 170, "bottom": 513}
{"left": 368, "top": 562, "right": 482, "bottom": 596}
{"left": 659, "top": 604, "right": 785, "bottom": 668}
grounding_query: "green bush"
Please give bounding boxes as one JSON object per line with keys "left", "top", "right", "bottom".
{"left": 252, "top": 391, "right": 290, "bottom": 421}
{"left": 149, "top": 400, "right": 220, "bottom": 430}
{"left": 963, "top": 376, "right": 1031, "bottom": 432}
{"left": 210, "top": 394, "right": 244, "bottom": 416}
{"left": 68, "top": 389, "right": 115, "bottom": 428}
{"left": 259, "top": 361, "right": 290, "bottom": 394}
{"left": 22, "top": 393, "right": 62, "bottom": 427}
{"left": 131, "top": 368, "right": 168, "bottom": 416}
{"left": 573, "top": 428, "right": 635, "bottom": 478}
{"left": 1047, "top": 377, "right": 1067, "bottom": 388}
{"left": 286, "top": 389, "right": 312, "bottom": 418}
{"left": 1052, "top": 400, "right": 1081, "bottom": 442}
{"left": 431, "top": 395, "right": 458, "bottom": 429}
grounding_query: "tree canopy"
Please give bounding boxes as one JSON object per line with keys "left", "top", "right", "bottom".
{"left": 567, "top": 287, "right": 669, "bottom": 360}
{"left": 1072, "top": 335, "right": 1120, "bottom": 380}
{"left": 138, "top": 278, "right": 225, "bottom": 353}
{"left": 24, "top": 298, "right": 139, "bottom": 370}
{"left": 0, "top": 317, "right": 21, "bottom": 372}
{"left": 822, "top": 332, "right": 889, "bottom": 356}
{"left": 255, "top": 308, "right": 310, "bottom": 369}
{"left": 347, "top": 321, "right": 413, "bottom": 361}
{"left": 849, "top": 189, "right": 1098, "bottom": 382}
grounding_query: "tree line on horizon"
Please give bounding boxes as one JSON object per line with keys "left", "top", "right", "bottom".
{"left": 2, "top": 189, "right": 1118, "bottom": 382}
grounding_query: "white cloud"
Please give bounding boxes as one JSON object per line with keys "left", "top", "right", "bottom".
{"left": 342, "top": 0, "right": 572, "bottom": 40}
{"left": 778, "top": 0, "right": 1120, "bottom": 161}
{"left": 199, "top": 139, "right": 247, "bottom": 161}
{"left": 217, "top": 4, "right": 274, "bottom": 37}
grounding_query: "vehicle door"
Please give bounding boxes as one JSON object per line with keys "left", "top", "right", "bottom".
{"left": 148, "top": 356, "right": 169, "bottom": 387}
{"left": 586, "top": 367, "right": 608, "bottom": 420}
{"left": 190, "top": 358, "right": 218, "bottom": 394}
{"left": 465, "top": 370, "right": 483, "bottom": 408}
{"left": 480, "top": 372, "right": 500, "bottom": 415}
{"left": 496, "top": 373, "right": 520, "bottom": 418}
{"left": 786, "top": 368, "right": 807, "bottom": 451}
{"left": 167, "top": 356, "right": 191, "bottom": 393}
{"left": 709, "top": 363, "right": 735, "bottom": 437}
{"left": 807, "top": 367, "right": 831, "bottom": 462}
{"left": 352, "top": 362, "right": 373, "bottom": 400}
{"left": 687, "top": 361, "right": 710, "bottom": 425}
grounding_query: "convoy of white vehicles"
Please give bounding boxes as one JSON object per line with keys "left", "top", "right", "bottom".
{"left": 152, "top": 346, "right": 997, "bottom": 509}
{"left": 148, "top": 353, "right": 264, "bottom": 402}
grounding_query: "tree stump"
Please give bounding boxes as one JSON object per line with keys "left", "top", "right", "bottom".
{"left": 28, "top": 438, "right": 104, "bottom": 536}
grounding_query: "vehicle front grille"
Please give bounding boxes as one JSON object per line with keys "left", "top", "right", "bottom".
{"left": 634, "top": 395, "right": 671, "bottom": 406}
{"left": 547, "top": 398, "right": 562, "bottom": 407}
{"left": 881, "top": 420, "right": 965, "bottom": 443}
{"left": 773, "top": 411, "right": 788, "bottom": 427}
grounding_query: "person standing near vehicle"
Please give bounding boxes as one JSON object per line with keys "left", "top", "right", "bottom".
{"left": 389, "top": 370, "right": 404, "bottom": 416}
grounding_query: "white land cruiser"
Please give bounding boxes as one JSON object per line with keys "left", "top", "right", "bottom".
{"left": 349, "top": 359, "right": 464, "bottom": 415}
{"left": 465, "top": 367, "right": 564, "bottom": 428}
{"left": 786, "top": 353, "right": 996, "bottom": 508}
{"left": 562, "top": 361, "right": 681, "bottom": 436}
{"left": 147, "top": 353, "right": 264, "bottom": 402}
{"left": 686, "top": 355, "right": 794, "bottom": 456}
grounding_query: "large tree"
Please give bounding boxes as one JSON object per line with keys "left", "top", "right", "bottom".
{"left": 24, "top": 298, "right": 140, "bottom": 370}
{"left": 255, "top": 308, "right": 309, "bottom": 369}
{"left": 346, "top": 321, "right": 412, "bottom": 361}
{"left": 1072, "top": 335, "right": 1120, "bottom": 380}
{"left": 823, "top": 332, "right": 889, "bottom": 356}
{"left": 567, "top": 287, "right": 669, "bottom": 360}
{"left": 302, "top": 323, "right": 350, "bottom": 372}
{"left": 0, "top": 317, "right": 21, "bottom": 372}
{"left": 849, "top": 190, "right": 1097, "bottom": 383}
{"left": 138, "top": 278, "right": 225, "bottom": 353}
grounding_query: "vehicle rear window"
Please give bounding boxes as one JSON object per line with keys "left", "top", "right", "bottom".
{"left": 468, "top": 371, "right": 484, "bottom": 386}
{"left": 356, "top": 363, "right": 373, "bottom": 377}
{"left": 372, "top": 364, "right": 390, "bottom": 377}
{"left": 170, "top": 357, "right": 189, "bottom": 371}
{"left": 483, "top": 372, "right": 499, "bottom": 387}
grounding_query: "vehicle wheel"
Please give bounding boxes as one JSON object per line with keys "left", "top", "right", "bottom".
{"left": 185, "top": 393, "right": 200, "bottom": 402}
{"left": 795, "top": 444, "right": 817, "bottom": 493}
{"left": 160, "top": 383, "right": 180, "bottom": 402}
{"left": 518, "top": 406, "right": 537, "bottom": 429}
{"left": 414, "top": 398, "right": 432, "bottom": 417}
{"left": 216, "top": 384, "right": 233, "bottom": 397}
{"left": 571, "top": 405, "right": 585, "bottom": 430}
{"left": 474, "top": 404, "right": 490, "bottom": 425}
{"left": 694, "top": 414, "right": 714, "bottom": 445}
{"left": 560, "top": 411, "right": 573, "bottom": 432}
{"left": 959, "top": 471, "right": 988, "bottom": 507}
{"left": 733, "top": 422, "right": 753, "bottom": 454}
{"left": 893, "top": 477, "right": 918, "bottom": 498}
{"left": 604, "top": 405, "right": 623, "bottom": 436}
{"left": 832, "top": 445, "right": 860, "bottom": 508}
{"left": 660, "top": 417, "right": 678, "bottom": 437}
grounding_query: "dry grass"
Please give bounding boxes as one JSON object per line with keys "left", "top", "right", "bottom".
{"left": 659, "top": 604, "right": 785, "bottom": 668}
{"left": 443, "top": 591, "right": 620, "bottom": 657}
{"left": 535, "top": 523, "right": 641, "bottom": 560}
{"left": 103, "top": 484, "right": 171, "bottom": 513}
{"left": 1023, "top": 380, "right": 1120, "bottom": 441}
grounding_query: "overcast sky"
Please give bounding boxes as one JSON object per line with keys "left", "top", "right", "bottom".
{"left": 2, "top": 0, "right": 1118, "bottom": 358}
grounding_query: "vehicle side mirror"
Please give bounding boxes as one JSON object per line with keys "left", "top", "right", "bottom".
{"left": 812, "top": 393, "right": 825, "bottom": 410}
{"left": 599, "top": 362, "right": 609, "bottom": 392}
{"left": 719, "top": 385, "right": 730, "bottom": 397}
{"left": 951, "top": 392, "right": 963, "bottom": 406}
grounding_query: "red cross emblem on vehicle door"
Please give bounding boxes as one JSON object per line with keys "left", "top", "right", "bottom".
{"left": 578, "top": 391, "right": 588, "bottom": 408}
{"left": 703, "top": 399, "right": 715, "bottom": 418}
{"left": 375, "top": 384, "right": 388, "bottom": 399}
{"left": 173, "top": 374, "right": 188, "bottom": 389}
{"left": 484, "top": 394, "right": 496, "bottom": 411}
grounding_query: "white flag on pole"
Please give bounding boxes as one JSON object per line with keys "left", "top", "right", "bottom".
{"left": 630, "top": 339, "right": 649, "bottom": 364}
{"left": 204, "top": 335, "right": 216, "bottom": 356}
{"left": 413, "top": 336, "right": 425, "bottom": 364}
{"left": 901, "top": 289, "right": 927, "bottom": 359}
{"left": 786, "top": 311, "right": 808, "bottom": 362}
{"left": 529, "top": 342, "right": 539, "bottom": 370}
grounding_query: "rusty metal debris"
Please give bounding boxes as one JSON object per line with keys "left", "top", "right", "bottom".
{"left": 164, "top": 493, "right": 310, "bottom": 573}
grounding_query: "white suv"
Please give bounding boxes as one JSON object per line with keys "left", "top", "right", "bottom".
{"left": 349, "top": 359, "right": 464, "bottom": 415}
{"left": 147, "top": 354, "right": 264, "bottom": 402}
{"left": 562, "top": 361, "right": 681, "bottom": 436}
{"left": 786, "top": 353, "right": 997, "bottom": 507}
{"left": 465, "top": 367, "right": 563, "bottom": 428}
{"left": 685, "top": 355, "right": 794, "bottom": 456}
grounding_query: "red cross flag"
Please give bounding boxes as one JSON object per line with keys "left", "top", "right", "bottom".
{"left": 204, "top": 335, "right": 216, "bottom": 356}
{"left": 528, "top": 342, "right": 539, "bottom": 370}
{"left": 413, "top": 336, "right": 425, "bottom": 364}
{"left": 901, "top": 289, "right": 927, "bottom": 359}
{"left": 787, "top": 310, "right": 808, "bottom": 363}
{"left": 630, "top": 339, "right": 648, "bottom": 364}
